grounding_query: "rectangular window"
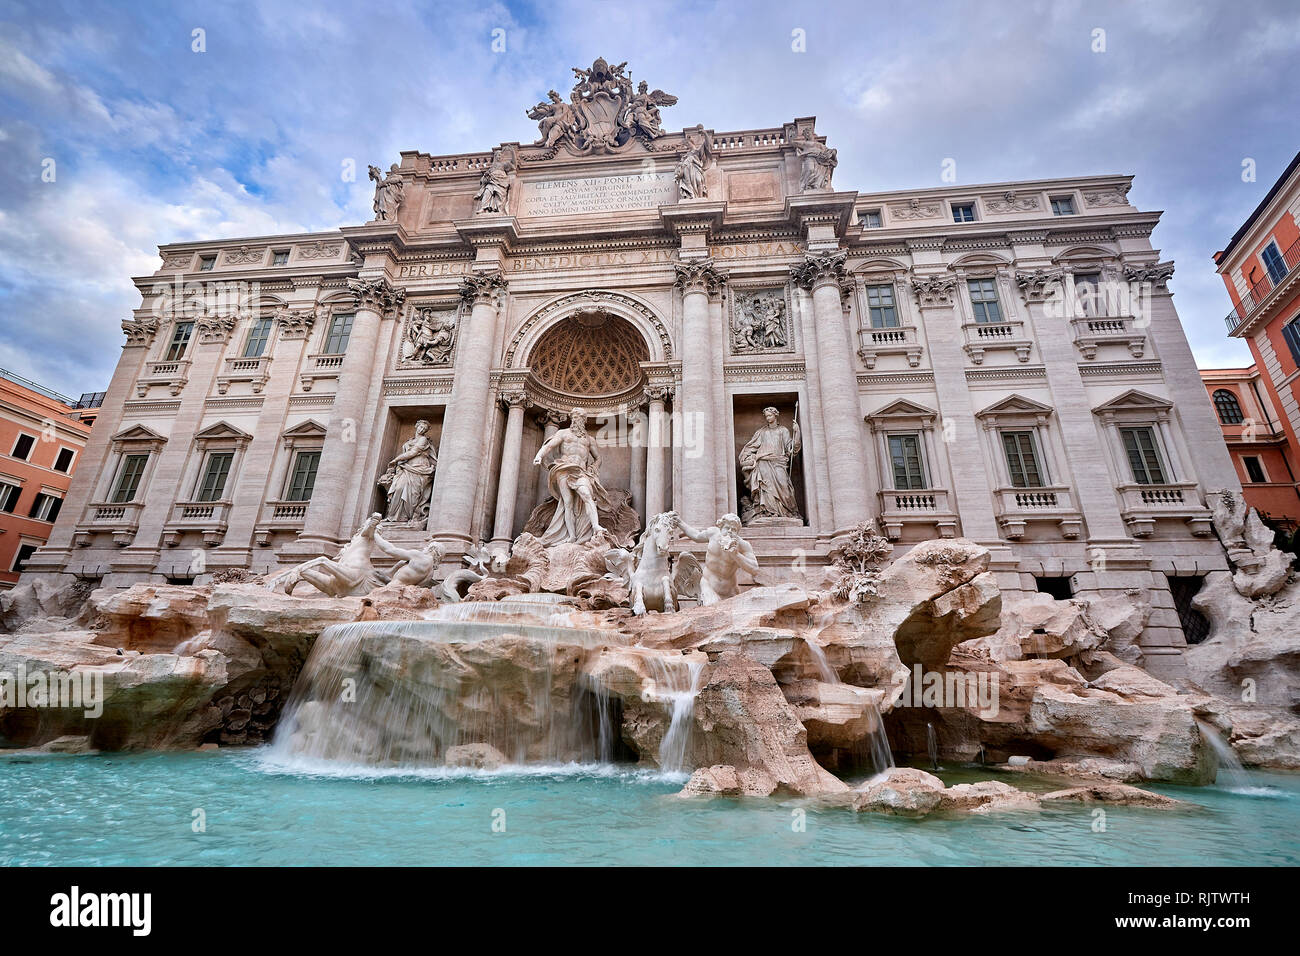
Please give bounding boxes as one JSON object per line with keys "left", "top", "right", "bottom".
{"left": 323, "top": 314, "right": 354, "bottom": 355}
{"left": 865, "top": 284, "right": 899, "bottom": 328}
{"left": 1073, "top": 272, "right": 1107, "bottom": 316}
{"left": 272, "top": 249, "right": 290, "bottom": 266}
{"left": 1242, "top": 455, "right": 1267, "bottom": 483}
{"left": 11, "top": 544, "right": 37, "bottom": 574}
{"left": 1120, "top": 427, "right": 1167, "bottom": 484}
{"left": 243, "top": 317, "right": 273, "bottom": 358}
{"left": 1050, "top": 196, "right": 1076, "bottom": 216}
{"left": 112, "top": 454, "right": 150, "bottom": 503}
{"left": 165, "top": 322, "right": 194, "bottom": 361}
{"left": 199, "top": 255, "right": 216, "bottom": 272}
{"left": 28, "top": 492, "right": 61, "bottom": 522}
{"left": 0, "top": 482, "right": 20, "bottom": 513}
{"left": 285, "top": 451, "right": 321, "bottom": 501}
{"left": 1001, "top": 431, "right": 1045, "bottom": 488}
{"left": 888, "top": 434, "right": 927, "bottom": 490}
{"left": 196, "top": 452, "right": 234, "bottom": 502}
{"left": 1262, "top": 241, "right": 1288, "bottom": 285}
{"left": 952, "top": 203, "right": 976, "bottom": 223}
{"left": 1283, "top": 318, "right": 1300, "bottom": 368}
{"left": 860, "top": 209, "right": 882, "bottom": 229}
{"left": 53, "top": 447, "right": 75, "bottom": 472}
{"left": 10, "top": 433, "right": 35, "bottom": 461}
{"left": 967, "top": 277, "right": 1003, "bottom": 323}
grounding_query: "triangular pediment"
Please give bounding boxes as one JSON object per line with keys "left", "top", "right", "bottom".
{"left": 195, "top": 420, "right": 254, "bottom": 442}
{"left": 866, "top": 398, "right": 938, "bottom": 420}
{"left": 282, "top": 419, "right": 327, "bottom": 439}
{"left": 110, "top": 424, "right": 166, "bottom": 444}
{"left": 1092, "top": 389, "right": 1173, "bottom": 414}
{"left": 977, "top": 394, "right": 1055, "bottom": 418}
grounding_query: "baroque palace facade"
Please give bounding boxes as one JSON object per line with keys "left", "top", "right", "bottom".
{"left": 26, "top": 59, "right": 1240, "bottom": 677}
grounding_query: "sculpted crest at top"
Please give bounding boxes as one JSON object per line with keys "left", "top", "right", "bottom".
{"left": 527, "top": 57, "right": 678, "bottom": 155}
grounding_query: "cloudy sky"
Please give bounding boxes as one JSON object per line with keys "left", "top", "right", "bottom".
{"left": 2, "top": 0, "right": 1297, "bottom": 398}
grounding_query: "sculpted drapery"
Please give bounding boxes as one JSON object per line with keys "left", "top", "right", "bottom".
{"left": 739, "top": 407, "right": 802, "bottom": 519}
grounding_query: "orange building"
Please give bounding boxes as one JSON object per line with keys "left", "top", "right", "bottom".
{"left": 0, "top": 369, "right": 98, "bottom": 588}
{"left": 1216, "top": 149, "right": 1300, "bottom": 527}
{"left": 1199, "top": 365, "right": 1299, "bottom": 526}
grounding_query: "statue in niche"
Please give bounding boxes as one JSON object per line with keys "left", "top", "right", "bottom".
{"left": 474, "top": 146, "right": 516, "bottom": 215}
{"left": 732, "top": 292, "right": 788, "bottom": 352}
{"left": 675, "top": 128, "right": 712, "bottom": 200}
{"left": 378, "top": 419, "right": 436, "bottom": 523}
{"left": 531, "top": 407, "right": 614, "bottom": 545}
{"left": 368, "top": 163, "right": 405, "bottom": 221}
{"left": 673, "top": 513, "right": 762, "bottom": 605}
{"left": 738, "top": 406, "right": 802, "bottom": 522}
{"left": 528, "top": 90, "right": 581, "bottom": 148}
{"left": 407, "top": 307, "right": 457, "bottom": 365}
{"left": 794, "top": 128, "right": 837, "bottom": 191}
{"left": 621, "top": 81, "right": 677, "bottom": 139}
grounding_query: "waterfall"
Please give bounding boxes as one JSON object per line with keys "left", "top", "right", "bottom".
{"left": 804, "top": 636, "right": 838, "bottom": 684}
{"left": 1197, "top": 720, "right": 1271, "bottom": 795}
{"left": 926, "top": 722, "right": 939, "bottom": 771}
{"left": 806, "top": 635, "right": 894, "bottom": 776}
{"left": 651, "top": 655, "right": 706, "bottom": 773}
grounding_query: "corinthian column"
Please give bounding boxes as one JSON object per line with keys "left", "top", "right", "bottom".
{"left": 644, "top": 385, "right": 670, "bottom": 520}
{"left": 791, "top": 250, "right": 870, "bottom": 534}
{"left": 673, "top": 258, "right": 726, "bottom": 528}
{"left": 300, "top": 277, "right": 405, "bottom": 548}
{"left": 428, "top": 270, "right": 507, "bottom": 544}
{"left": 490, "top": 389, "right": 531, "bottom": 547}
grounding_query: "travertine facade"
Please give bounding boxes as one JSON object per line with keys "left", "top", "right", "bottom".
{"left": 25, "top": 60, "right": 1241, "bottom": 677}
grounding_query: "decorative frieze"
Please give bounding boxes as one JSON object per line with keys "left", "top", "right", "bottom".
{"left": 402, "top": 305, "right": 459, "bottom": 366}
{"left": 889, "top": 198, "right": 943, "bottom": 220}
{"left": 225, "top": 245, "right": 264, "bottom": 265}
{"left": 730, "top": 289, "right": 791, "bottom": 354}
{"left": 985, "top": 191, "right": 1041, "bottom": 214}
{"left": 298, "top": 240, "right": 341, "bottom": 260}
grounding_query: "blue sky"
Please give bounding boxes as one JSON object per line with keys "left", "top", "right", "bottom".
{"left": 2, "top": 0, "right": 1298, "bottom": 398}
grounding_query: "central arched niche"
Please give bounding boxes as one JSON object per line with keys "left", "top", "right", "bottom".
{"left": 525, "top": 310, "right": 649, "bottom": 405}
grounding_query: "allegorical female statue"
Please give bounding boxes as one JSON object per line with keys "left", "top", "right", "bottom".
{"left": 794, "top": 128, "right": 837, "bottom": 191}
{"left": 738, "top": 406, "right": 802, "bottom": 520}
{"left": 474, "top": 147, "right": 516, "bottom": 215}
{"left": 379, "top": 419, "right": 436, "bottom": 523}
{"left": 675, "top": 129, "right": 711, "bottom": 200}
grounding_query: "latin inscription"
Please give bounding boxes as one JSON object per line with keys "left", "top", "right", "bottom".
{"left": 517, "top": 172, "right": 677, "bottom": 217}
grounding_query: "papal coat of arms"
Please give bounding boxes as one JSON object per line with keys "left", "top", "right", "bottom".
{"left": 528, "top": 57, "right": 677, "bottom": 155}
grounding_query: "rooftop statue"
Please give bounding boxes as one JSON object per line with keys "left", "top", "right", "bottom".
{"left": 474, "top": 146, "right": 516, "bottom": 215}
{"left": 794, "top": 128, "right": 837, "bottom": 191}
{"left": 527, "top": 57, "right": 676, "bottom": 154}
{"left": 368, "top": 163, "right": 405, "bottom": 221}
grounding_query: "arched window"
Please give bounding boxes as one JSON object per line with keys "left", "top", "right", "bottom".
{"left": 1213, "top": 389, "right": 1244, "bottom": 425}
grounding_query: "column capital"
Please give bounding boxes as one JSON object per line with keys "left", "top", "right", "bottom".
{"left": 790, "top": 249, "right": 848, "bottom": 291}
{"left": 1123, "top": 261, "right": 1175, "bottom": 291}
{"left": 910, "top": 273, "right": 958, "bottom": 308}
{"left": 459, "top": 270, "right": 509, "bottom": 308}
{"left": 644, "top": 383, "right": 674, "bottom": 404}
{"left": 499, "top": 388, "right": 531, "bottom": 410}
{"left": 121, "top": 318, "right": 160, "bottom": 347}
{"left": 673, "top": 257, "right": 727, "bottom": 299}
{"left": 277, "top": 305, "right": 320, "bottom": 340}
{"left": 196, "top": 312, "right": 237, "bottom": 344}
{"left": 1015, "top": 268, "right": 1065, "bottom": 302}
{"left": 346, "top": 276, "right": 406, "bottom": 317}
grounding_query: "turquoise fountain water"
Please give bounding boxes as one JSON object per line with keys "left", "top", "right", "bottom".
{"left": 2, "top": 750, "right": 1297, "bottom": 866}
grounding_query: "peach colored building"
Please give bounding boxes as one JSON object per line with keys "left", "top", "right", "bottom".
{"left": 1217, "top": 149, "right": 1300, "bottom": 527}
{"left": 0, "top": 369, "right": 96, "bottom": 588}
{"left": 1199, "top": 365, "right": 1299, "bottom": 527}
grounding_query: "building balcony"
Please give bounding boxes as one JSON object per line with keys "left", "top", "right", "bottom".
{"left": 254, "top": 499, "right": 310, "bottom": 547}
{"left": 81, "top": 501, "right": 145, "bottom": 547}
{"left": 162, "top": 500, "right": 231, "bottom": 547}
{"left": 993, "top": 485, "right": 1083, "bottom": 539}
{"left": 856, "top": 325, "right": 923, "bottom": 369}
{"left": 1069, "top": 314, "right": 1146, "bottom": 360}
{"left": 1117, "top": 481, "right": 1213, "bottom": 537}
{"left": 877, "top": 488, "right": 958, "bottom": 540}
{"left": 300, "top": 353, "right": 344, "bottom": 391}
{"left": 217, "top": 355, "right": 272, "bottom": 394}
{"left": 1223, "top": 236, "right": 1300, "bottom": 333}
{"left": 961, "top": 320, "right": 1032, "bottom": 364}
{"left": 135, "top": 359, "right": 191, "bottom": 397}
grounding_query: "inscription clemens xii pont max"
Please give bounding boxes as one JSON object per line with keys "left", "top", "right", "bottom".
{"left": 517, "top": 171, "right": 677, "bottom": 217}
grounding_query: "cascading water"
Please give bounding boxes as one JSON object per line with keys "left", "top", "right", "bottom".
{"left": 805, "top": 635, "right": 894, "bottom": 777}
{"left": 926, "top": 722, "right": 940, "bottom": 771}
{"left": 649, "top": 654, "right": 706, "bottom": 773}
{"left": 1197, "top": 719, "right": 1273, "bottom": 796}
